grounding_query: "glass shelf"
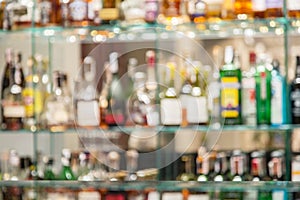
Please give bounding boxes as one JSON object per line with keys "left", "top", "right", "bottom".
{"left": 0, "top": 181, "right": 298, "bottom": 192}
{"left": 0, "top": 18, "right": 289, "bottom": 42}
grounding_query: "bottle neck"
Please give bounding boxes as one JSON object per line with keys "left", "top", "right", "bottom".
{"left": 296, "top": 64, "right": 300, "bottom": 77}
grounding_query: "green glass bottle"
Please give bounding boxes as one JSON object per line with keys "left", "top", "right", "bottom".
{"left": 255, "top": 54, "right": 271, "bottom": 125}
{"left": 220, "top": 46, "right": 242, "bottom": 125}
{"left": 43, "top": 157, "right": 56, "bottom": 180}
{"left": 59, "top": 149, "right": 76, "bottom": 180}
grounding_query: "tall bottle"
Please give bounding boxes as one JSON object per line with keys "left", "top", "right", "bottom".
{"left": 255, "top": 54, "right": 271, "bottom": 125}
{"left": 291, "top": 56, "right": 300, "bottom": 124}
{"left": 160, "top": 62, "right": 182, "bottom": 125}
{"left": 2, "top": 51, "right": 25, "bottom": 130}
{"left": 213, "top": 152, "right": 229, "bottom": 181}
{"left": 125, "top": 149, "right": 138, "bottom": 181}
{"left": 234, "top": 0, "right": 253, "bottom": 20}
{"left": 268, "top": 150, "right": 285, "bottom": 181}
{"left": 242, "top": 52, "right": 256, "bottom": 126}
{"left": 75, "top": 56, "right": 100, "bottom": 128}
{"left": 177, "top": 154, "right": 196, "bottom": 181}
{"left": 265, "top": 0, "right": 283, "bottom": 18}
{"left": 220, "top": 46, "right": 242, "bottom": 125}
{"left": 271, "top": 59, "right": 286, "bottom": 125}
{"left": 105, "top": 52, "right": 126, "bottom": 126}
{"left": 43, "top": 71, "right": 72, "bottom": 132}
{"left": 203, "top": 0, "right": 223, "bottom": 22}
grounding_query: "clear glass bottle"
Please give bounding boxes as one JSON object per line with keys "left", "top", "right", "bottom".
{"left": 252, "top": 0, "right": 266, "bottom": 18}
{"left": 145, "top": 0, "right": 158, "bottom": 23}
{"left": 2, "top": 50, "right": 25, "bottom": 130}
{"left": 203, "top": 0, "right": 223, "bottom": 22}
{"left": 186, "top": 0, "right": 207, "bottom": 23}
{"left": 176, "top": 154, "right": 196, "bottom": 181}
{"left": 160, "top": 62, "right": 182, "bottom": 125}
{"left": 255, "top": 54, "right": 271, "bottom": 125}
{"left": 213, "top": 152, "right": 229, "bottom": 181}
{"left": 268, "top": 150, "right": 285, "bottom": 181}
{"left": 220, "top": 46, "right": 242, "bottom": 125}
{"left": 271, "top": 59, "right": 286, "bottom": 125}
{"left": 75, "top": 56, "right": 100, "bottom": 128}
{"left": 242, "top": 51, "right": 256, "bottom": 126}
{"left": 43, "top": 71, "right": 72, "bottom": 132}
{"left": 125, "top": 149, "right": 138, "bottom": 181}
{"left": 196, "top": 146, "right": 208, "bottom": 181}
{"left": 157, "top": 0, "right": 190, "bottom": 25}
{"left": 105, "top": 52, "right": 126, "bottom": 126}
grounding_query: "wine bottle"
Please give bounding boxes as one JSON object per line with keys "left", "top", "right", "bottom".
{"left": 255, "top": 54, "right": 271, "bottom": 125}
{"left": 291, "top": 56, "right": 300, "bottom": 124}
{"left": 160, "top": 62, "right": 182, "bottom": 125}
{"left": 75, "top": 56, "right": 100, "bottom": 128}
{"left": 271, "top": 59, "right": 286, "bottom": 125}
{"left": 2, "top": 51, "right": 25, "bottom": 130}
{"left": 220, "top": 46, "right": 242, "bottom": 125}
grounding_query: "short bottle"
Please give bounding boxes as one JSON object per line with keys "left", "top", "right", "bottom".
{"left": 186, "top": 0, "right": 207, "bottom": 23}
{"left": 268, "top": 150, "right": 285, "bottom": 181}
{"left": 125, "top": 149, "right": 139, "bottom": 181}
{"left": 43, "top": 156, "right": 56, "bottom": 180}
{"left": 265, "top": 0, "right": 283, "bottom": 18}
{"left": 213, "top": 152, "right": 229, "bottom": 182}
{"left": 177, "top": 154, "right": 196, "bottom": 181}
{"left": 59, "top": 148, "right": 76, "bottom": 180}
{"left": 288, "top": 0, "right": 300, "bottom": 18}
{"left": 234, "top": 0, "right": 253, "bottom": 20}
{"left": 219, "top": 46, "right": 242, "bottom": 125}
{"left": 157, "top": 0, "right": 190, "bottom": 25}
{"left": 252, "top": 0, "right": 266, "bottom": 18}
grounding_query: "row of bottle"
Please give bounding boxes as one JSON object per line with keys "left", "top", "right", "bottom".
{"left": 2, "top": 47, "right": 300, "bottom": 131}
{"left": 2, "top": 0, "right": 300, "bottom": 31}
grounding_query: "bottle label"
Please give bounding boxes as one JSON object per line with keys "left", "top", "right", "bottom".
{"left": 69, "top": 0, "right": 87, "bottom": 21}
{"left": 291, "top": 89, "right": 300, "bottom": 117}
{"left": 22, "top": 87, "right": 34, "bottom": 117}
{"left": 160, "top": 98, "right": 182, "bottom": 125}
{"left": 77, "top": 100, "right": 100, "bottom": 126}
{"left": 3, "top": 105, "right": 25, "bottom": 118}
{"left": 266, "top": 0, "right": 283, "bottom": 9}
{"left": 186, "top": 96, "right": 208, "bottom": 124}
{"left": 220, "top": 77, "right": 240, "bottom": 118}
{"left": 287, "top": 0, "right": 300, "bottom": 10}
{"left": 252, "top": 0, "right": 266, "bottom": 11}
{"left": 46, "top": 102, "right": 69, "bottom": 125}
{"left": 242, "top": 77, "right": 256, "bottom": 125}
{"left": 271, "top": 78, "right": 283, "bottom": 124}
{"left": 78, "top": 191, "right": 101, "bottom": 200}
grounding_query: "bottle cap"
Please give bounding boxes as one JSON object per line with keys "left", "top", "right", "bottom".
{"left": 109, "top": 52, "right": 119, "bottom": 74}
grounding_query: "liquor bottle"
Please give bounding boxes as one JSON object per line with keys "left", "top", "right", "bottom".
{"left": 291, "top": 56, "right": 300, "bottom": 124}
{"left": 242, "top": 52, "right": 256, "bottom": 126}
{"left": 43, "top": 71, "right": 72, "bottom": 132}
{"left": 105, "top": 52, "right": 126, "bottom": 126}
{"left": 196, "top": 146, "right": 209, "bottom": 181}
{"left": 203, "top": 0, "right": 223, "bottom": 22}
{"left": 59, "top": 148, "right": 76, "bottom": 180}
{"left": 107, "top": 151, "right": 125, "bottom": 181}
{"left": 120, "top": 0, "right": 145, "bottom": 24}
{"left": 125, "top": 149, "right": 138, "bottom": 181}
{"left": 220, "top": 46, "right": 242, "bottom": 125}
{"left": 265, "top": 0, "right": 283, "bottom": 18}
{"left": 38, "top": 0, "right": 53, "bottom": 26}
{"left": 288, "top": 0, "right": 300, "bottom": 18}
{"left": 250, "top": 150, "right": 270, "bottom": 181}
{"left": 157, "top": 0, "right": 190, "bottom": 25}
{"left": 255, "top": 54, "right": 271, "bottom": 125}
{"left": 271, "top": 59, "right": 286, "bottom": 125}
{"left": 186, "top": 0, "right": 207, "bottom": 23}
{"left": 213, "top": 152, "right": 229, "bottom": 181}
{"left": 75, "top": 56, "right": 100, "bottom": 128}
{"left": 43, "top": 156, "right": 56, "bottom": 180}
{"left": 252, "top": 0, "right": 266, "bottom": 18}
{"left": 268, "top": 150, "right": 285, "bottom": 181}
{"left": 2, "top": 51, "right": 25, "bottom": 130}
{"left": 59, "top": 0, "right": 70, "bottom": 27}
{"left": 22, "top": 56, "right": 35, "bottom": 131}
{"left": 68, "top": 0, "right": 88, "bottom": 26}
{"left": 234, "top": 0, "right": 253, "bottom": 20}
{"left": 221, "top": 0, "right": 235, "bottom": 20}
{"left": 77, "top": 151, "right": 93, "bottom": 181}
{"left": 160, "top": 62, "right": 182, "bottom": 125}
{"left": 99, "top": 0, "right": 121, "bottom": 24}
{"left": 177, "top": 154, "right": 196, "bottom": 181}
{"left": 145, "top": 0, "right": 159, "bottom": 23}
{"left": 99, "top": 62, "right": 111, "bottom": 129}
